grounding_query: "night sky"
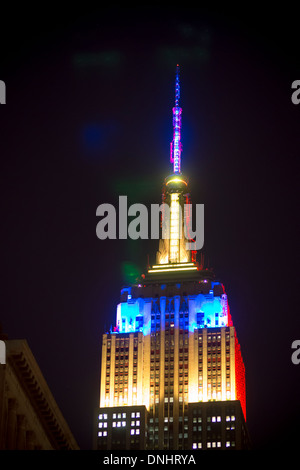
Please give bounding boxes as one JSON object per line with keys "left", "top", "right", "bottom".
{"left": 0, "top": 6, "right": 299, "bottom": 451}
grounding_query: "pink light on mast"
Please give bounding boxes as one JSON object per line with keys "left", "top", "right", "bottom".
{"left": 170, "top": 64, "right": 182, "bottom": 174}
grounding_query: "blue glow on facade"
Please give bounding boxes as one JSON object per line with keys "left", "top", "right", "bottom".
{"left": 116, "top": 297, "right": 152, "bottom": 336}
{"left": 114, "top": 281, "right": 229, "bottom": 336}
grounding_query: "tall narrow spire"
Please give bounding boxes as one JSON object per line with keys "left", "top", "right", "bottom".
{"left": 175, "top": 64, "right": 180, "bottom": 107}
{"left": 170, "top": 64, "right": 182, "bottom": 174}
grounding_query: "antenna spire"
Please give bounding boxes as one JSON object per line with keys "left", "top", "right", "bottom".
{"left": 175, "top": 64, "right": 180, "bottom": 106}
{"left": 170, "top": 64, "right": 182, "bottom": 174}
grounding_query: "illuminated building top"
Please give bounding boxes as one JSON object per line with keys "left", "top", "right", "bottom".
{"left": 113, "top": 64, "right": 233, "bottom": 334}
{"left": 97, "top": 66, "right": 247, "bottom": 446}
{"left": 108, "top": 64, "right": 234, "bottom": 335}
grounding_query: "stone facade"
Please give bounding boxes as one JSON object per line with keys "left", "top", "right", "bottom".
{"left": 0, "top": 339, "right": 79, "bottom": 450}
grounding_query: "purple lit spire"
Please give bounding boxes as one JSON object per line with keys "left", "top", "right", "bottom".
{"left": 170, "top": 64, "right": 182, "bottom": 174}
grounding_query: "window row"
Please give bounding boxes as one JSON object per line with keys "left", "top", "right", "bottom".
{"left": 111, "top": 412, "right": 140, "bottom": 419}
{"left": 111, "top": 420, "right": 140, "bottom": 428}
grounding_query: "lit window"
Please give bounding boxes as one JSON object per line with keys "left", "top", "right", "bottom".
{"left": 136, "top": 420, "right": 140, "bottom": 427}
{"left": 217, "top": 416, "right": 221, "bottom": 422}
{"left": 136, "top": 429, "right": 140, "bottom": 435}
{"left": 226, "top": 441, "right": 230, "bottom": 447}
{"left": 117, "top": 422, "right": 121, "bottom": 427}
{"left": 122, "top": 421, "right": 126, "bottom": 427}
{"left": 207, "top": 442, "right": 211, "bottom": 448}
{"left": 103, "top": 431, "right": 107, "bottom": 437}
{"left": 99, "top": 414, "right": 103, "bottom": 420}
{"left": 131, "top": 412, "right": 135, "bottom": 418}
{"left": 231, "top": 415, "right": 235, "bottom": 421}
{"left": 112, "top": 422, "right": 116, "bottom": 427}
{"left": 193, "top": 443, "right": 197, "bottom": 449}
{"left": 212, "top": 416, "right": 216, "bottom": 422}
{"left": 118, "top": 413, "right": 121, "bottom": 419}
{"left": 131, "top": 429, "right": 135, "bottom": 435}
{"left": 217, "top": 442, "right": 221, "bottom": 447}
{"left": 104, "top": 414, "right": 107, "bottom": 420}
{"left": 98, "top": 431, "right": 102, "bottom": 437}
{"left": 136, "top": 412, "right": 140, "bottom": 418}
{"left": 113, "top": 413, "right": 116, "bottom": 419}
{"left": 98, "top": 422, "right": 103, "bottom": 428}
{"left": 122, "top": 413, "right": 126, "bottom": 418}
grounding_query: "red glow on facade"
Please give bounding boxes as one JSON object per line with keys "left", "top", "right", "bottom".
{"left": 235, "top": 332, "right": 246, "bottom": 420}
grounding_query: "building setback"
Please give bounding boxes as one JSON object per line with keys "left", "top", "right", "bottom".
{"left": 95, "top": 66, "right": 250, "bottom": 450}
{"left": 0, "top": 338, "right": 79, "bottom": 450}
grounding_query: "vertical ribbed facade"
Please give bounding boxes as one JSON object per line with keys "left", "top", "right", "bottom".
{"left": 96, "top": 280, "right": 249, "bottom": 450}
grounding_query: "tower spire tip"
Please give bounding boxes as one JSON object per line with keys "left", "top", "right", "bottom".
{"left": 170, "top": 65, "right": 182, "bottom": 174}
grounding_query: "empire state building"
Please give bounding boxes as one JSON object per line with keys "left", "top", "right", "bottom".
{"left": 95, "top": 66, "right": 250, "bottom": 450}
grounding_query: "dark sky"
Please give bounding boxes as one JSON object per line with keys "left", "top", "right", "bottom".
{"left": 0, "top": 6, "right": 299, "bottom": 450}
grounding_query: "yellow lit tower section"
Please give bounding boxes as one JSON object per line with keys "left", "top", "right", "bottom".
{"left": 155, "top": 173, "right": 192, "bottom": 267}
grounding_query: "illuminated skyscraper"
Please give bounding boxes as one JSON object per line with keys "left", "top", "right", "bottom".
{"left": 95, "top": 66, "right": 250, "bottom": 450}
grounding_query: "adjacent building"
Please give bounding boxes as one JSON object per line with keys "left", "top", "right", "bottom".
{"left": 0, "top": 337, "right": 79, "bottom": 450}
